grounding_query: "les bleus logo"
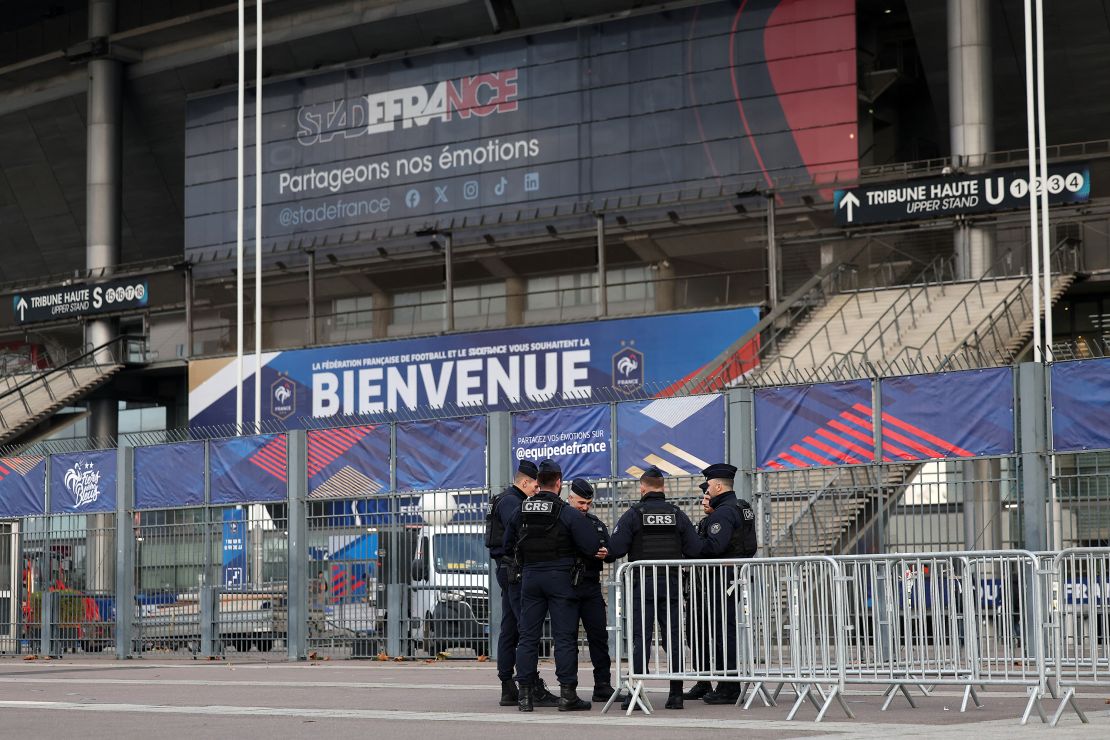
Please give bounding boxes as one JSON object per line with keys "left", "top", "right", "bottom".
{"left": 64, "top": 461, "right": 101, "bottom": 508}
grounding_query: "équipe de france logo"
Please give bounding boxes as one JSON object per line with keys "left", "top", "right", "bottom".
{"left": 612, "top": 345, "right": 644, "bottom": 394}
{"left": 271, "top": 375, "right": 296, "bottom": 420}
{"left": 64, "top": 461, "right": 101, "bottom": 508}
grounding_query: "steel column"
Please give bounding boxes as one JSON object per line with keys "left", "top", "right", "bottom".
{"left": 286, "top": 430, "right": 308, "bottom": 659}
{"left": 596, "top": 214, "right": 607, "bottom": 317}
{"left": 1018, "top": 362, "right": 1049, "bottom": 550}
{"left": 307, "top": 250, "right": 317, "bottom": 344}
{"left": 444, "top": 233, "right": 455, "bottom": 333}
{"left": 486, "top": 411, "right": 512, "bottom": 660}
{"left": 114, "top": 445, "right": 135, "bottom": 659}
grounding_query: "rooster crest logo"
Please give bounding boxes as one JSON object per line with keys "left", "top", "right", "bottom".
{"left": 271, "top": 376, "right": 296, "bottom": 420}
{"left": 612, "top": 346, "right": 644, "bottom": 394}
{"left": 64, "top": 461, "right": 101, "bottom": 508}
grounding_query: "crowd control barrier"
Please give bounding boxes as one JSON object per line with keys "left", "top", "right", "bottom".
{"left": 606, "top": 549, "right": 1108, "bottom": 726}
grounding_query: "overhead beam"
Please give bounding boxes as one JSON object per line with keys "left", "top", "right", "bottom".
{"left": 477, "top": 255, "right": 516, "bottom": 279}
{"left": 622, "top": 233, "right": 669, "bottom": 262}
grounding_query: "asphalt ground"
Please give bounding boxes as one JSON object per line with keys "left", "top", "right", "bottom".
{"left": 0, "top": 656, "right": 1104, "bottom": 739}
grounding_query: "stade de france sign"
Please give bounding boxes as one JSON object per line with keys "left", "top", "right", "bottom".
{"left": 833, "top": 163, "right": 1091, "bottom": 226}
{"left": 9, "top": 277, "right": 150, "bottom": 325}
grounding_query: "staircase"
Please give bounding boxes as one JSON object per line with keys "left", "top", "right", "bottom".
{"left": 764, "top": 464, "right": 921, "bottom": 556}
{"left": 0, "top": 337, "right": 144, "bottom": 446}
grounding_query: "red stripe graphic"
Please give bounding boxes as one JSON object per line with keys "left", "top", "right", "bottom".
{"left": 882, "top": 412, "right": 974, "bottom": 457}
{"left": 815, "top": 427, "right": 873, "bottom": 460}
{"left": 249, "top": 436, "right": 288, "bottom": 481}
{"left": 307, "top": 426, "right": 373, "bottom": 477}
{"left": 790, "top": 443, "right": 835, "bottom": 467}
{"left": 778, "top": 451, "right": 809, "bottom": 468}
{"left": 803, "top": 434, "right": 863, "bottom": 465}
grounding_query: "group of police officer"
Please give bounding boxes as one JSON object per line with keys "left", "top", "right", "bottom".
{"left": 485, "top": 456, "right": 757, "bottom": 712}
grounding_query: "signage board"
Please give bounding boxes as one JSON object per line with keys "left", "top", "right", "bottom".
{"left": 9, "top": 277, "right": 150, "bottom": 326}
{"left": 833, "top": 163, "right": 1091, "bottom": 226}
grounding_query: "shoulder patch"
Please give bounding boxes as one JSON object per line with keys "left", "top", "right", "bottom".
{"left": 742, "top": 507, "right": 755, "bottom": 521}
{"left": 710, "top": 522, "right": 722, "bottom": 535}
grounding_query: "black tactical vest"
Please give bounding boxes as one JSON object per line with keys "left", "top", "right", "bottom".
{"left": 484, "top": 486, "right": 515, "bottom": 549}
{"left": 628, "top": 498, "right": 682, "bottom": 561}
{"left": 720, "top": 498, "right": 758, "bottom": 558}
{"left": 517, "top": 496, "right": 574, "bottom": 563}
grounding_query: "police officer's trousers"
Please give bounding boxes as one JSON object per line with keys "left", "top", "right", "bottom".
{"left": 495, "top": 564, "right": 522, "bottom": 682}
{"left": 708, "top": 567, "right": 739, "bottom": 674}
{"left": 684, "top": 573, "right": 712, "bottom": 674}
{"left": 631, "top": 570, "right": 682, "bottom": 676}
{"left": 575, "top": 577, "right": 610, "bottom": 685}
{"left": 515, "top": 566, "right": 580, "bottom": 687}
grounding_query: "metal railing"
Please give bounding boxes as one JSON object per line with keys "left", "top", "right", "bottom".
{"left": 609, "top": 549, "right": 1101, "bottom": 726}
{"left": 773, "top": 254, "right": 956, "bottom": 379}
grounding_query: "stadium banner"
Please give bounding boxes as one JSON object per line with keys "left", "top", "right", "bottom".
{"left": 49, "top": 450, "right": 117, "bottom": 514}
{"left": 879, "top": 368, "right": 1014, "bottom": 459}
{"left": 184, "top": 0, "right": 856, "bottom": 268}
{"left": 134, "top": 442, "right": 206, "bottom": 509}
{"left": 754, "top": 380, "right": 873, "bottom": 470}
{"left": 616, "top": 394, "right": 725, "bottom": 480}
{"left": 396, "top": 416, "right": 486, "bottom": 492}
{"left": 188, "top": 307, "right": 760, "bottom": 428}
{"left": 0, "top": 456, "right": 45, "bottom": 517}
{"left": 1052, "top": 358, "right": 1110, "bottom": 452}
{"left": 209, "top": 434, "right": 288, "bottom": 504}
{"left": 512, "top": 404, "right": 611, "bottom": 480}
{"left": 308, "top": 424, "right": 392, "bottom": 499}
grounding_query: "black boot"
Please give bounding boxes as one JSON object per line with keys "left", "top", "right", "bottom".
{"left": 517, "top": 683, "right": 533, "bottom": 712}
{"left": 683, "top": 681, "right": 711, "bottom": 700}
{"left": 665, "top": 681, "right": 684, "bottom": 709}
{"left": 702, "top": 683, "right": 742, "bottom": 705}
{"left": 499, "top": 679, "right": 519, "bottom": 707}
{"left": 558, "top": 684, "right": 591, "bottom": 712}
{"left": 591, "top": 683, "right": 615, "bottom": 702}
{"left": 532, "top": 678, "right": 560, "bottom": 707}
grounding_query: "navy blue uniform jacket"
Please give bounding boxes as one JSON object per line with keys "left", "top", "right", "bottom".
{"left": 503, "top": 491, "right": 602, "bottom": 571}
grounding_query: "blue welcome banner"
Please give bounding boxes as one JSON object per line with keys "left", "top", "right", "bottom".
{"left": 396, "top": 416, "right": 486, "bottom": 491}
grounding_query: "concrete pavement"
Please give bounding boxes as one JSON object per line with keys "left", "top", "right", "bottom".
{"left": 0, "top": 657, "right": 1104, "bottom": 739}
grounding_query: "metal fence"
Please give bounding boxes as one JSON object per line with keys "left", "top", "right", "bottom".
{"left": 609, "top": 549, "right": 1105, "bottom": 726}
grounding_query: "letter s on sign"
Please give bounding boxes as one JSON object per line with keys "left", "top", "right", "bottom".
{"left": 92, "top": 286, "right": 103, "bottom": 309}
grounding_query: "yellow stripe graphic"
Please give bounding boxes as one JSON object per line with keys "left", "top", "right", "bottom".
{"left": 661, "top": 443, "right": 710, "bottom": 470}
{"left": 625, "top": 465, "right": 646, "bottom": 478}
{"left": 643, "top": 455, "right": 687, "bottom": 476}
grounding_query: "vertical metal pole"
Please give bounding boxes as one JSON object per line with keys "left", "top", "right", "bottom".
{"left": 253, "top": 0, "right": 263, "bottom": 435}
{"left": 766, "top": 194, "right": 778, "bottom": 308}
{"left": 306, "top": 250, "right": 317, "bottom": 345}
{"left": 1035, "top": 0, "right": 1052, "bottom": 359}
{"left": 386, "top": 423, "right": 402, "bottom": 657}
{"left": 487, "top": 412, "right": 512, "bottom": 661}
{"left": 1018, "top": 362, "right": 1048, "bottom": 550}
{"left": 114, "top": 446, "right": 134, "bottom": 659}
{"left": 728, "top": 388, "right": 755, "bottom": 504}
{"left": 596, "top": 214, "right": 607, "bottom": 317}
{"left": 444, "top": 233, "right": 455, "bottom": 333}
{"left": 236, "top": 0, "right": 245, "bottom": 429}
{"left": 286, "top": 430, "right": 307, "bottom": 659}
{"left": 184, "top": 267, "right": 194, "bottom": 358}
{"left": 1023, "top": 0, "right": 1042, "bottom": 361}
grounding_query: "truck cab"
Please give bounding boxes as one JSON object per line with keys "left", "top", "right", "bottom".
{"left": 409, "top": 523, "right": 489, "bottom": 656}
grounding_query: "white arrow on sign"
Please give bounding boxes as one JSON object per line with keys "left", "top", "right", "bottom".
{"left": 16, "top": 297, "right": 27, "bottom": 322}
{"left": 839, "top": 191, "right": 860, "bottom": 223}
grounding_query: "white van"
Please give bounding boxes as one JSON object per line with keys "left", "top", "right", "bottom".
{"left": 409, "top": 523, "right": 490, "bottom": 655}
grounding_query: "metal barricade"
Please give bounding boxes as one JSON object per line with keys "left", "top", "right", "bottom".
{"left": 607, "top": 557, "right": 852, "bottom": 722}
{"left": 1045, "top": 547, "right": 1110, "bottom": 725}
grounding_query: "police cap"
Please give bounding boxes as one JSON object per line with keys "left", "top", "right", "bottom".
{"left": 698, "top": 481, "right": 708, "bottom": 493}
{"left": 570, "top": 478, "right": 595, "bottom": 499}
{"left": 639, "top": 465, "right": 665, "bottom": 481}
{"left": 516, "top": 459, "right": 539, "bottom": 479}
{"left": 538, "top": 459, "right": 562, "bottom": 476}
{"left": 701, "top": 463, "right": 738, "bottom": 480}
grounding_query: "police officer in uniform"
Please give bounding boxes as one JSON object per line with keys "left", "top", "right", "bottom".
{"left": 683, "top": 481, "right": 714, "bottom": 701}
{"left": 697, "top": 463, "right": 758, "bottom": 705}
{"left": 485, "top": 460, "right": 558, "bottom": 707}
{"left": 605, "top": 466, "right": 701, "bottom": 710}
{"left": 567, "top": 478, "right": 617, "bottom": 702}
{"left": 505, "top": 460, "right": 603, "bottom": 712}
